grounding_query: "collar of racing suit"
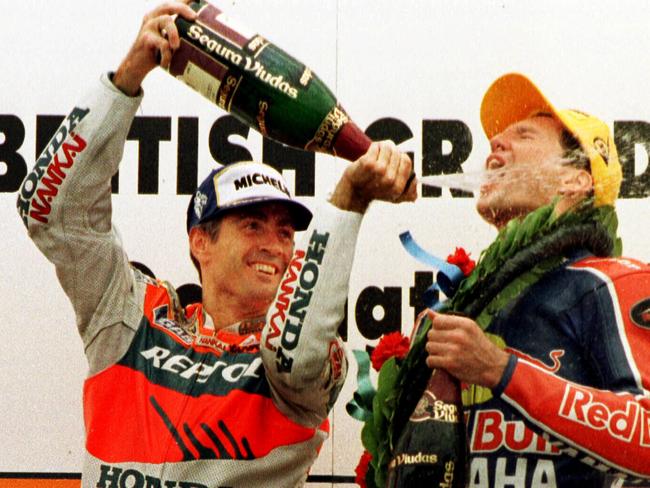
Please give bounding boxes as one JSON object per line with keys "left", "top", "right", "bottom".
{"left": 185, "top": 302, "right": 265, "bottom": 355}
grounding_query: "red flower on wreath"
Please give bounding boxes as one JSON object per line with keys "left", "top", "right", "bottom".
{"left": 355, "top": 450, "right": 373, "bottom": 488}
{"left": 447, "top": 247, "right": 476, "bottom": 276}
{"left": 370, "top": 332, "right": 410, "bottom": 372}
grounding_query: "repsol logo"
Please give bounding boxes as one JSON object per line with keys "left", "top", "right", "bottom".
{"left": 471, "top": 410, "right": 560, "bottom": 455}
{"left": 140, "top": 346, "right": 263, "bottom": 384}
{"left": 558, "top": 384, "right": 650, "bottom": 445}
{"left": 96, "top": 464, "right": 220, "bottom": 488}
{"left": 16, "top": 106, "right": 89, "bottom": 226}
{"left": 275, "top": 229, "right": 329, "bottom": 373}
{"left": 233, "top": 171, "right": 290, "bottom": 196}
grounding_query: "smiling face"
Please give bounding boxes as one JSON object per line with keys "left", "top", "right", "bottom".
{"left": 191, "top": 202, "right": 295, "bottom": 319}
{"left": 477, "top": 114, "right": 577, "bottom": 228}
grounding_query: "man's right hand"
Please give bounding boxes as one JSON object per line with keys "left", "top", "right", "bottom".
{"left": 113, "top": 1, "right": 197, "bottom": 96}
{"left": 329, "top": 141, "right": 417, "bottom": 213}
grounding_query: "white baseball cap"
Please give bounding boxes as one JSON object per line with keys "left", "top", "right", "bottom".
{"left": 187, "top": 162, "right": 313, "bottom": 232}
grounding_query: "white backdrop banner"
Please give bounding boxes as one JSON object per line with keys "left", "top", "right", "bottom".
{"left": 1, "top": 1, "right": 650, "bottom": 486}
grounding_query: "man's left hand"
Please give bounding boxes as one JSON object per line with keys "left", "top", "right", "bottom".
{"left": 425, "top": 310, "right": 510, "bottom": 388}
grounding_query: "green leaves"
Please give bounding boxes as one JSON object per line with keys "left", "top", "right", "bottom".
{"left": 348, "top": 199, "right": 622, "bottom": 486}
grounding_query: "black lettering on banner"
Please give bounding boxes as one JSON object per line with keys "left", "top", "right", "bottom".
{"left": 209, "top": 115, "right": 253, "bottom": 165}
{"left": 614, "top": 121, "right": 650, "bottom": 198}
{"left": 263, "top": 136, "right": 315, "bottom": 196}
{"left": 35, "top": 115, "right": 65, "bottom": 156}
{"left": 113, "top": 116, "right": 172, "bottom": 194}
{"left": 177, "top": 116, "right": 199, "bottom": 195}
{"left": 410, "top": 271, "right": 434, "bottom": 322}
{"left": 355, "top": 286, "right": 402, "bottom": 339}
{"left": 422, "top": 120, "right": 473, "bottom": 198}
{"left": 0, "top": 114, "right": 27, "bottom": 192}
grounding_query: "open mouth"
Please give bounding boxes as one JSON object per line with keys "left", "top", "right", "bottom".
{"left": 251, "top": 262, "right": 278, "bottom": 276}
{"left": 480, "top": 168, "right": 508, "bottom": 195}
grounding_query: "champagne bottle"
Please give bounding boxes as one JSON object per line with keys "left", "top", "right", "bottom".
{"left": 165, "top": 0, "right": 371, "bottom": 161}
{"left": 386, "top": 368, "right": 468, "bottom": 488}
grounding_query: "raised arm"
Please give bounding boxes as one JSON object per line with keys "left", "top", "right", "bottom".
{"left": 261, "top": 141, "right": 416, "bottom": 426}
{"left": 17, "top": 1, "right": 197, "bottom": 371}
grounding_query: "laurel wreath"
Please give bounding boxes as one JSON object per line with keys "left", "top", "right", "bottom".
{"left": 353, "top": 198, "right": 620, "bottom": 488}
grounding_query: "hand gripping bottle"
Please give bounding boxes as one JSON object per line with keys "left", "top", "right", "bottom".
{"left": 386, "top": 368, "right": 468, "bottom": 488}
{"left": 164, "top": 1, "right": 371, "bottom": 161}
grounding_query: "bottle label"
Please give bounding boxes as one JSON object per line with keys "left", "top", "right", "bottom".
{"left": 410, "top": 390, "right": 460, "bottom": 423}
{"left": 388, "top": 451, "right": 439, "bottom": 469}
{"left": 166, "top": 1, "right": 357, "bottom": 158}
{"left": 180, "top": 61, "right": 222, "bottom": 102}
{"left": 305, "top": 105, "right": 350, "bottom": 153}
{"left": 216, "top": 74, "right": 242, "bottom": 112}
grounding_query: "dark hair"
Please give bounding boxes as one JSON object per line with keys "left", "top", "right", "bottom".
{"left": 560, "top": 129, "right": 591, "bottom": 172}
{"left": 559, "top": 128, "right": 595, "bottom": 199}
{"left": 532, "top": 111, "right": 590, "bottom": 170}
{"left": 189, "top": 218, "right": 222, "bottom": 281}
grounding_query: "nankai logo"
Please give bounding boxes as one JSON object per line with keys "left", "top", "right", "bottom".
{"left": 558, "top": 384, "right": 650, "bottom": 445}
{"left": 26, "top": 132, "right": 87, "bottom": 224}
{"left": 275, "top": 230, "right": 329, "bottom": 373}
{"left": 17, "top": 106, "right": 90, "bottom": 226}
{"left": 631, "top": 297, "right": 650, "bottom": 329}
{"left": 265, "top": 249, "right": 305, "bottom": 351}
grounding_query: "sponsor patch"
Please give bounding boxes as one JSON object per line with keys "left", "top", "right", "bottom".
{"left": 558, "top": 384, "right": 650, "bottom": 445}
{"left": 471, "top": 410, "right": 560, "bottom": 455}
{"left": 17, "top": 106, "right": 89, "bottom": 226}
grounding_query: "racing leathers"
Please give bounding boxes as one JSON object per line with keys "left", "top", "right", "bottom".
{"left": 17, "top": 73, "right": 358, "bottom": 488}
{"left": 467, "top": 252, "right": 650, "bottom": 487}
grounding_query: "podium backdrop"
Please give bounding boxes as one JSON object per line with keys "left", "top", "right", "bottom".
{"left": 2, "top": 1, "right": 650, "bottom": 486}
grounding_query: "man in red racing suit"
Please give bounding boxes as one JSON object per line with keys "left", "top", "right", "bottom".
{"left": 16, "top": 2, "right": 417, "bottom": 487}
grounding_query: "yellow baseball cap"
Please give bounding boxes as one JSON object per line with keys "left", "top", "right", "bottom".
{"left": 480, "top": 73, "right": 622, "bottom": 206}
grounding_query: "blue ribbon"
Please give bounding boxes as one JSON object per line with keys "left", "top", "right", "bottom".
{"left": 399, "top": 231, "right": 465, "bottom": 308}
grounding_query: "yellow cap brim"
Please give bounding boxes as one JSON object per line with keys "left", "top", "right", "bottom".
{"left": 481, "top": 73, "right": 556, "bottom": 140}
{"left": 480, "top": 73, "right": 621, "bottom": 206}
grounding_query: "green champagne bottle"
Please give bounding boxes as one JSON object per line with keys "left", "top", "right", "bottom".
{"left": 165, "top": 0, "right": 371, "bottom": 161}
{"left": 386, "top": 367, "right": 468, "bottom": 488}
